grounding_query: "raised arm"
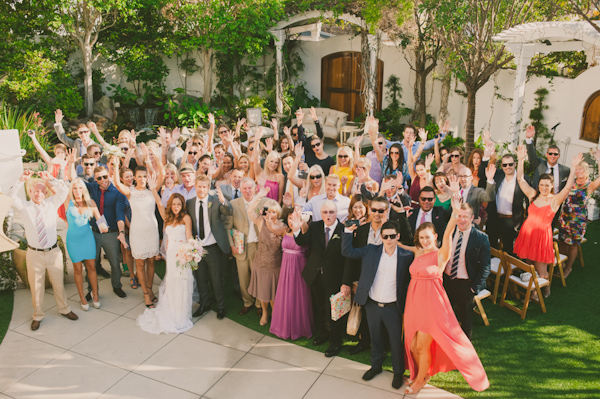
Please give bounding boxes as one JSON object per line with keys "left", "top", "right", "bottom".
{"left": 27, "top": 130, "right": 53, "bottom": 166}
{"left": 589, "top": 149, "right": 600, "bottom": 193}
{"left": 247, "top": 186, "right": 270, "bottom": 229}
{"left": 206, "top": 113, "right": 216, "bottom": 150}
{"left": 148, "top": 174, "right": 166, "bottom": 220}
{"left": 288, "top": 143, "right": 307, "bottom": 188}
{"left": 515, "top": 144, "right": 536, "bottom": 200}
{"left": 524, "top": 125, "right": 541, "bottom": 171}
{"left": 434, "top": 134, "right": 442, "bottom": 167}
{"left": 157, "top": 127, "right": 169, "bottom": 166}
{"left": 308, "top": 107, "right": 323, "bottom": 140}
{"left": 551, "top": 153, "right": 582, "bottom": 211}
{"left": 53, "top": 109, "right": 76, "bottom": 148}
{"left": 111, "top": 158, "right": 131, "bottom": 198}
{"left": 67, "top": 149, "right": 79, "bottom": 181}
{"left": 437, "top": 194, "right": 460, "bottom": 271}
{"left": 271, "top": 118, "right": 279, "bottom": 142}
{"left": 88, "top": 122, "right": 109, "bottom": 148}
{"left": 253, "top": 127, "right": 265, "bottom": 178}
{"left": 367, "top": 116, "right": 384, "bottom": 163}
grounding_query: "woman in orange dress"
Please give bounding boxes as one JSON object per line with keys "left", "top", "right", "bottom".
{"left": 513, "top": 144, "right": 580, "bottom": 298}
{"left": 398, "top": 194, "right": 489, "bottom": 394}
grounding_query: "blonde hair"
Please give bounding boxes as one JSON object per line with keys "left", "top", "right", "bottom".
{"left": 263, "top": 199, "right": 282, "bottom": 217}
{"left": 355, "top": 156, "right": 371, "bottom": 169}
{"left": 264, "top": 151, "right": 282, "bottom": 174}
{"left": 118, "top": 130, "right": 135, "bottom": 146}
{"left": 336, "top": 146, "right": 354, "bottom": 169}
{"left": 307, "top": 165, "right": 326, "bottom": 197}
{"left": 165, "top": 163, "right": 181, "bottom": 184}
{"left": 69, "top": 178, "right": 95, "bottom": 211}
{"left": 577, "top": 161, "right": 591, "bottom": 177}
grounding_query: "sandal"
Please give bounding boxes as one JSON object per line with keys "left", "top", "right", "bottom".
{"left": 130, "top": 276, "right": 139, "bottom": 289}
{"left": 147, "top": 286, "right": 158, "bottom": 303}
{"left": 143, "top": 291, "right": 155, "bottom": 308}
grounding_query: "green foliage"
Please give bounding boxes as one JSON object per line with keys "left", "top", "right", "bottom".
{"left": 120, "top": 49, "right": 169, "bottom": 103}
{"left": 0, "top": 104, "right": 52, "bottom": 162}
{"left": 107, "top": 84, "right": 138, "bottom": 107}
{"left": 0, "top": 50, "right": 83, "bottom": 119}
{"left": 376, "top": 75, "right": 412, "bottom": 137}
{"left": 527, "top": 51, "right": 588, "bottom": 79}
{"left": 75, "top": 68, "right": 106, "bottom": 101}
{"left": 528, "top": 87, "right": 552, "bottom": 153}
{"left": 0, "top": 218, "right": 16, "bottom": 293}
{"left": 159, "top": 97, "right": 224, "bottom": 129}
{"left": 440, "top": 134, "right": 465, "bottom": 149}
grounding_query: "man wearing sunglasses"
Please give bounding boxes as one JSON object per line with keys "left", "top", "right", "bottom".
{"left": 84, "top": 166, "right": 128, "bottom": 298}
{"left": 53, "top": 109, "right": 97, "bottom": 157}
{"left": 486, "top": 154, "right": 529, "bottom": 256}
{"left": 76, "top": 154, "right": 96, "bottom": 183}
{"left": 525, "top": 125, "right": 570, "bottom": 194}
{"left": 365, "top": 132, "right": 387, "bottom": 185}
{"left": 342, "top": 220, "right": 413, "bottom": 389}
{"left": 388, "top": 120, "right": 451, "bottom": 162}
{"left": 407, "top": 186, "right": 448, "bottom": 247}
{"left": 457, "top": 165, "right": 496, "bottom": 223}
{"left": 302, "top": 174, "right": 351, "bottom": 222}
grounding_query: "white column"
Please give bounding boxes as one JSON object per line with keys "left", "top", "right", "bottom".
{"left": 507, "top": 43, "right": 535, "bottom": 149}
{"left": 273, "top": 30, "right": 286, "bottom": 116}
{"left": 366, "top": 33, "right": 378, "bottom": 117}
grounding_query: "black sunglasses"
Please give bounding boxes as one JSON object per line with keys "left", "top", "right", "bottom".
{"left": 450, "top": 154, "right": 460, "bottom": 158}
{"left": 78, "top": 130, "right": 90, "bottom": 134}
{"left": 419, "top": 197, "right": 435, "bottom": 202}
{"left": 338, "top": 155, "right": 349, "bottom": 158}
{"left": 502, "top": 162, "right": 514, "bottom": 167}
{"left": 547, "top": 152, "right": 559, "bottom": 156}
{"left": 83, "top": 162, "right": 95, "bottom": 166}
{"left": 371, "top": 208, "right": 386, "bottom": 214}
{"left": 382, "top": 234, "right": 398, "bottom": 240}
{"left": 92, "top": 151, "right": 100, "bottom": 155}
{"left": 311, "top": 142, "right": 322, "bottom": 148}
{"left": 119, "top": 147, "right": 129, "bottom": 152}
{"left": 390, "top": 151, "right": 400, "bottom": 155}
{"left": 310, "top": 174, "right": 322, "bottom": 180}
{"left": 248, "top": 147, "right": 254, "bottom": 151}
{"left": 96, "top": 175, "right": 109, "bottom": 181}
{"left": 189, "top": 152, "right": 198, "bottom": 155}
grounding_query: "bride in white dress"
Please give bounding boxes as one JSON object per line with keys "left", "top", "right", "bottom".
{"left": 137, "top": 179, "right": 194, "bottom": 334}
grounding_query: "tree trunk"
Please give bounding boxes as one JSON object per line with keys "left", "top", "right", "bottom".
{"left": 439, "top": 63, "right": 451, "bottom": 122}
{"left": 418, "top": 66, "right": 427, "bottom": 127}
{"left": 82, "top": 43, "right": 94, "bottom": 117}
{"left": 202, "top": 48, "right": 213, "bottom": 104}
{"left": 464, "top": 86, "right": 477, "bottom": 162}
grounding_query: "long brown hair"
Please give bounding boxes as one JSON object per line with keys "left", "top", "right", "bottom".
{"left": 414, "top": 222, "right": 436, "bottom": 248}
{"left": 165, "top": 193, "right": 187, "bottom": 226}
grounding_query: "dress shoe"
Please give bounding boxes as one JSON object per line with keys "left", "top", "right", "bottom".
{"left": 113, "top": 287, "right": 127, "bottom": 298}
{"left": 193, "top": 305, "right": 209, "bottom": 317}
{"left": 93, "top": 300, "right": 101, "bottom": 309}
{"left": 80, "top": 302, "right": 89, "bottom": 311}
{"left": 217, "top": 309, "right": 226, "bottom": 319}
{"left": 362, "top": 367, "right": 382, "bottom": 381}
{"left": 62, "top": 311, "right": 79, "bottom": 321}
{"left": 238, "top": 306, "right": 252, "bottom": 316}
{"left": 256, "top": 307, "right": 263, "bottom": 318}
{"left": 85, "top": 292, "right": 92, "bottom": 302}
{"left": 348, "top": 344, "right": 370, "bottom": 355}
{"left": 312, "top": 334, "right": 329, "bottom": 346}
{"left": 97, "top": 268, "right": 110, "bottom": 278}
{"left": 324, "top": 345, "right": 341, "bottom": 358}
{"left": 392, "top": 373, "right": 404, "bottom": 389}
{"left": 31, "top": 320, "right": 41, "bottom": 331}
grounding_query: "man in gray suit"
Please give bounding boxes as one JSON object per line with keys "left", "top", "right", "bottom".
{"left": 457, "top": 165, "right": 496, "bottom": 223}
{"left": 524, "top": 125, "right": 570, "bottom": 193}
{"left": 219, "top": 168, "right": 244, "bottom": 201}
{"left": 53, "top": 109, "right": 97, "bottom": 157}
{"left": 186, "top": 174, "right": 232, "bottom": 319}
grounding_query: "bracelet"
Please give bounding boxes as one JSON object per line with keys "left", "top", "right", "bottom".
{"left": 119, "top": 231, "right": 124, "bottom": 234}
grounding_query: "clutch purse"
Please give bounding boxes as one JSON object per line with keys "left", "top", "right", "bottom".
{"left": 231, "top": 229, "right": 244, "bottom": 253}
{"left": 330, "top": 291, "right": 351, "bottom": 321}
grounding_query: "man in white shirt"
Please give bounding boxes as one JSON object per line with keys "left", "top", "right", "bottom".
{"left": 342, "top": 221, "right": 414, "bottom": 389}
{"left": 171, "top": 164, "right": 197, "bottom": 201}
{"left": 407, "top": 186, "right": 448, "bottom": 246}
{"left": 302, "top": 174, "right": 351, "bottom": 222}
{"left": 457, "top": 165, "right": 496, "bottom": 223}
{"left": 224, "top": 177, "right": 262, "bottom": 316}
{"left": 9, "top": 171, "right": 79, "bottom": 330}
{"left": 220, "top": 168, "right": 244, "bottom": 201}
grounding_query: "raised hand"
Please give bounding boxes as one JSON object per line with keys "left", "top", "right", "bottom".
{"left": 451, "top": 192, "right": 462, "bottom": 213}
{"left": 448, "top": 174, "right": 460, "bottom": 192}
{"left": 355, "top": 166, "right": 366, "bottom": 181}
{"left": 271, "top": 118, "right": 278, "bottom": 133}
{"left": 309, "top": 106, "right": 318, "bottom": 121}
{"left": 208, "top": 162, "right": 219, "bottom": 177}
{"left": 207, "top": 113, "right": 215, "bottom": 126}
{"left": 425, "top": 153, "right": 435, "bottom": 168}
{"left": 294, "top": 142, "right": 304, "bottom": 157}
{"left": 295, "top": 108, "right": 304, "bottom": 124}
{"left": 20, "top": 170, "right": 34, "bottom": 182}
{"left": 216, "top": 186, "right": 226, "bottom": 204}
{"left": 484, "top": 141, "right": 495, "bottom": 158}
{"left": 38, "top": 170, "right": 53, "bottom": 180}
{"left": 54, "top": 109, "right": 63, "bottom": 124}
{"left": 485, "top": 163, "right": 497, "bottom": 181}
{"left": 27, "top": 129, "right": 36, "bottom": 138}
{"left": 516, "top": 144, "right": 527, "bottom": 161}
{"left": 482, "top": 130, "right": 492, "bottom": 144}
{"left": 572, "top": 152, "right": 584, "bottom": 168}
{"left": 381, "top": 179, "right": 395, "bottom": 192}
{"left": 157, "top": 126, "right": 166, "bottom": 139}
{"left": 283, "top": 126, "right": 291, "bottom": 138}
{"left": 341, "top": 175, "right": 348, "bottom": 187}
{"left": 441, "top": 119, "right": 451, "bottom": 133}
{"left": 265, "top": 137, "right": 273, "bottom": 152}
{"left": 299, "top": 181, "right": 308, "bottom": 199}
{"left": 418, "top": 128, "right": 428, "bottom": 142}
{"left": 172, "top": 127, "right": 181, "bottom": 142}
{"left": 148, "top": 174, "right": 158, "bottom": 191}
{"left": 87, "top": 121, "right": 97, "bottom": 132}
{"left": 442, "top": 152, "right": 450, "bottom": 164}
{"left": 67, "top": 148, "right": 77, "bottom": 164}
{"left": 237, "top": 118, "right": 246, "bottom": 129}
{"left": 255, "top": 126, "right": 264, "bottom": 142}
{"left": 130, "top": 130, "right": 137, "bottom": 144}
{"left": 288, "top": 210, "right": 304, "bottom": 232}
{"left": 283, "top": 191, "right": 293, "bottom": 207}
{"left": 525, "top": 125, "right": 535, "bottom": 139}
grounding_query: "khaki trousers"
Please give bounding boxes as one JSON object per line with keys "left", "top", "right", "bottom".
{"left": 236, "top": 242, "right": 260, "bottom": 308}
{"left": 26, "top": 247, "right": 71, "bottom": 321}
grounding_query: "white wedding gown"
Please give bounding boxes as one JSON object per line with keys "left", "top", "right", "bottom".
{"left": 137, "top": 224, "right": 194, "bottom": 334}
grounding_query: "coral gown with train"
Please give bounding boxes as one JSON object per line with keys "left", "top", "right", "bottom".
{"left": 404, "top": 251, "right": 489, "bottom": 391}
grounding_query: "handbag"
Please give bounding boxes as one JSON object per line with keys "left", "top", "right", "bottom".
{"left": 346, "top": 302, "right": 362, "bottom": 336}
{"left": 230, "top": 229, "right": 244, "bottom": 253}
{"left": 329, "top": 291, "right": 351, "bottom": 321}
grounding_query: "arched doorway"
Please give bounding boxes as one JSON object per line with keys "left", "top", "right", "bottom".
{"left": 321, "top": 52, "right": 383, "bottom": 122}
{"left": 580, "top": 90, "right": 600, "bottom": 143}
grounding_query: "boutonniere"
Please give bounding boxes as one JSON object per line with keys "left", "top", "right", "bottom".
{"left": 331, "top": 234, "right": 340, "bottom": 240}
{"left": 208, "top": 202, "right": 213, "bottom": 208}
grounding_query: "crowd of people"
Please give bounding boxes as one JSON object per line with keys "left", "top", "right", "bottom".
{"left": 9, "top": 105, "right": 599, "bottom": 394}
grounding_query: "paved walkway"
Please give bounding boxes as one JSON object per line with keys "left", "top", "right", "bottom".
{"left": 0, "top": 276, "right": 463, "bottom": 399}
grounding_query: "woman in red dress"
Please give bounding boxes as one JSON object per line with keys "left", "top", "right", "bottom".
{"left": 513, "top": 144, "right": 580, "bottom": 298}
{"left": 399, "top": 194, "right": 489, "bottom": 394}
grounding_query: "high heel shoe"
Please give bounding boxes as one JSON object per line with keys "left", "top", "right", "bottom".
{"left": 93, "top": 300, "right": 101, "bottom": 309}
{"left": 143, "top": 292, "right": 155, "bottom": 308}
{"left": 147, "top": 286, "right": 158, "bottom": 303}
{"left": 80, "top": 302, "right": 89, "bottom": 311}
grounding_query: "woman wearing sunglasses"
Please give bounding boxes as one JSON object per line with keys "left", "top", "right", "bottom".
{"left": 287, "top": 144, "right": 326, "bottom": 204}
{"left": 330, "top": 146, "right": 354, "bottom": 195}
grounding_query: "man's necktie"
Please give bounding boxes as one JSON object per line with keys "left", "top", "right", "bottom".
{"left": 324, "top": 227, "right": 330, "bottom": 247}
{"left": 99, "top": 189, "right": 106, "bottom": 215}
{"left": 420, "top": 211, "right": 427, "bottom": 226}
{"left": 198, "top": 201, "right": 205, "bottom": 240}
{"left": 35, "top": 207, "right": 48, "bottom": 247}
{"left": 450, "top": 231, "right": 463, "bottom": 279}
{"left": 234, "top": 189, "right": 239, "bottom": 199}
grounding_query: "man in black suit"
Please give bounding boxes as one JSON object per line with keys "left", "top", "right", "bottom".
{"left": 525, "top": 125, "right": 570, "bottom": 192}
{"left": 443, "top": 203, "right": 491, "bottom": 339}
{"left": 187, "top": 174, "right": 232, "bottom": 320}
{"left": 407, "top": 186, "right": 448, "bottom": 246}
{"left": 487, "top": 154, "right": 529, "bottom": 255}
{"left": 342, "top": 221, "right": 413, "bottom": 390}
{"left": 457, "top": 165, "right": 496, "bottom": 222}
{"left": 291, "top": 200, "right": 351, "bottom": 358}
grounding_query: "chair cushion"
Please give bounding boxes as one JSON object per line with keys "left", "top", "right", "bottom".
{"left": 490, "top": 257, "right": 501, "bottom": 274}
{"left": 509, "top": 274, "right": 549, "bottom": 288}
{"left": 477, "top": 289, "right": 491, "bottom": 299}
{"left": 324, "top": 116, "right": 338, "bottom": 127}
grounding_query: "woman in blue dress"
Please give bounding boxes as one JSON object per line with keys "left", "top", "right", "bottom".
{"left": 64, "top": 178, "right": 106, "bottom": 310}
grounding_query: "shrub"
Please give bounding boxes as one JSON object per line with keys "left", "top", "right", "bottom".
{"left": 0, "top": 104, "right": 52, "bottom": 162}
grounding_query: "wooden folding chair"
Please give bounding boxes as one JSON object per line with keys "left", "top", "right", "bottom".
{"left": 473, "top": 289, "right": 491, "bottom": 326}
{"left": 548, "top": 241, "right": 568, "bottom": 287}
{"left": 499, "top": 253, "right": 549, "bottom": 319}
{"left": 487, "top": 247, "right": 511, "bottom": 304}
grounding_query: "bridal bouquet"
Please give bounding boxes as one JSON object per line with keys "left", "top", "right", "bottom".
{"left": 175, "top": 239, "right": 205, "bottom": 271}
{"left": 102, "top": 145, "right": 125, "bottom": 159}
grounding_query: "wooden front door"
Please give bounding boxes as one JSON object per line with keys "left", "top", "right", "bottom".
{"left": 321, "top": 52, "right": 383, "bottom": 122}
{"left": 581, "top": 90, "right": 600, "bottom": 143}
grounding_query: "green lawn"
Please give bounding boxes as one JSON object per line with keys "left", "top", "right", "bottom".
{"left": 0, "top": 292, "right": 14, "bottom": 345}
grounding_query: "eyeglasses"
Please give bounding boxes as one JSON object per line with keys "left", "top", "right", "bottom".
{"left": 83, "top": 162, "right": 95, "bottom": 166}
{"left": 371, "top": 208, "right": 386, "bottom": 214}
{"left": 92, "top": 151, "right": 100, "bottom": 155}
{"left": 96, "top": 175, "right": 109, "bottom": 181}
{"left": 322, "top": 210, "right": 335, "bottom": 215}
{"left": 450, "top": 154, "right": 460, "bottom": 158}
{"left": 78, "top": 130, "right": 90, "bottom": 134}
{"left": 419, "top": 197, "right": 435, "bottom": 202}
{"left": 119, "top": 147, "right": 129, "bottom": 152}
{"left": 310, "top": 174, "right": 322, "bottom": 180}
{"left": 381, "top": 234, "right": 398, "bottom": 240}
{"left": 219, "top": 130, "right": 228, "bottom": 134}
{"left": 311, "top": 142, "right": 322, "bottom": 148}
{"left": 458, "top": 175, "right": 472, "bottom": 179}
{"left": 248, "top": 147, "right": 254, "bottom": 151}
{"left": 376, "top": 141, "right": 385, "bottom": 146}
{"left": 338, "top": 155, "right": 349, "bottom": 158}
{"left": 390, "top": 151, "right": 400, "bottom": 155}
{"left": 502, "top": 162, "right": 514, "bottom": 167}
{"left": 547, "top": 152, "right": 559, "bottom": 156}
{"left": 189, "top": 152, "right": 198, "bottom": 155}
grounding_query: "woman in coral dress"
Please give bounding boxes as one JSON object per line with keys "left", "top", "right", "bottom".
{"left": 399, "top": 194, "right": 489, "bottom": 394}
{"left": 513, "top": 144, "right": 580, "bottom": 297}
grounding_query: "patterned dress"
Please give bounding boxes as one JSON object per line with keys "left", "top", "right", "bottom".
{"left": 558, "top": 182, "right": 589, "bottom": 245}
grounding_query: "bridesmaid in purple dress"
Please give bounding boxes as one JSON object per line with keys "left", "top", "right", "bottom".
{"left": 270, "top": 209, "right": 313, "bottom": 340}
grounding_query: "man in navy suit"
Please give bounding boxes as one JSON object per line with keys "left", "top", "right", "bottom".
{"left": 443, "top": 203, "right": 491, "bottom": 339}
{"left": 342, "top": 221, "right": 414, "bottom": 390}
{"left": 407, "top": 186, "right": 448, "bottom": 246}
